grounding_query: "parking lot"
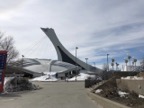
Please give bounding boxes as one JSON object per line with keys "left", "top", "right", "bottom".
{"left": 0, "top": 81, "right": 98, "bottom": 108}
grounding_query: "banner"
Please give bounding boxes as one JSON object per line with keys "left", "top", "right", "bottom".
{"left": 0, "top": 51, "right": 7, "bottom": 92}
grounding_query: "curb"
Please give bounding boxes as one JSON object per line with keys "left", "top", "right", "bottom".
{"left": 87, "top": 90, "right": 131, "bottom": 108}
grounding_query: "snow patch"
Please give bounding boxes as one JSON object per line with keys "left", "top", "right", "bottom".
{"left": 95, "top": 89, "right": 103, "bottom": 93}
{"left": 121, "top": 76, "right": 144, "bottom": 80}
{"left": 139, "top": 94, "right": 144, "bottom": 99}
{"left": 118, "top": 91, "right": 129, "bottom": 97}
{"left": 4, "top": 77, "right": 15, "bottom": 85}
{"left": 67, "top": 73, "right": 91, "bottom": 81}
{"left": 30, "top": 72, "right": 101, "bottom": 82}
{"left": 31, "top": 72, "right": 58, "bottom": 82}
{"left": 4, "top": 77, "right": 38, "bottom": 92}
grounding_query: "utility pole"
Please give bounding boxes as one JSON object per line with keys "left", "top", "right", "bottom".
{"left": 85, "top": 58, "right": 88, "bottom": 73}
{"left": 75, "top": 47, "right": 78, "bottom": 81}
{"left": 107, "top": 54, "right": 109, "bottom": 72}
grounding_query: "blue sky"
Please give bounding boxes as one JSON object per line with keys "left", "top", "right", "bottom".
{"left": 0, "top": 0, "right": 144, "bottom": 69}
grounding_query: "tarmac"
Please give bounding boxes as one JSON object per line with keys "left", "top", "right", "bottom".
{"left": 0, "top": 81, "right": 99, "bottom": 108}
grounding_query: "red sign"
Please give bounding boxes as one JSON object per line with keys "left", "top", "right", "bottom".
{"left": 0, "top": 51, "right": 7, "bottom": 92}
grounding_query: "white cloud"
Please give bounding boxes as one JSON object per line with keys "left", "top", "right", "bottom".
{"left": 0, "top": 0, "right": 144, "bottom": 69}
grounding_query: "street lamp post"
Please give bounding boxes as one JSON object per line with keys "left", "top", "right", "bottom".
{"left": 85, "top": 58, "right": 88, "bottom": 73}
{"left": 75, "top": 47, "right": 78, "bottom": 81}
{"left": 107, "top": 54, "right": 109, "bottom": 72}
{"left": 22, "top": 55, "right": 24, "bottom": 67}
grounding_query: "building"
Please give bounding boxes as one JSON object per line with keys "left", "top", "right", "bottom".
{"left": 10, "top": 28, "right": 102, "bottom": 78}
{"left": 123, "top": 65, "right": 141, "bottom": 72}
{"left": 41, "top": 28, "right": 101, "bottom": 73}
{"left": 13, "top": 58, "right": 81, "bottom": 78}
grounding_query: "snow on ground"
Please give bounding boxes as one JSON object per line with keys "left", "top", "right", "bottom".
{"left": 31, "top": 72, "right": 99, "bottom": 82}
{"left": 67, "top": 73, "right": 91, "bottom": 81}
{"left": 4, "top": 77, "right": 39, "bottom": 92}
{"left": 4, "top": 77, "right": 14, "bottom": 92}
{"left": 95, "top": 89, "right": 103, "bottom": 94}
{"left": 139, "top": 94, "right": 144, "bottom": 98}
{"left": 31, "top": 72, "right": 58, "bottom": 82}
{"left": 4, "top": 77, "right": 15, "bottom": 85}
{"left": 121, "top": 76, "right": 144, "bottom": 80}
{"left": 118, "top": 91, "right": 129, "bottom": 97}
{"left": 30, "top": 71, "right": 99, "bottom": 82}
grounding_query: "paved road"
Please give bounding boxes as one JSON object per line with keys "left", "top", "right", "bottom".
{"left": 0, "top": 82, "right": 98, "bottom": 108}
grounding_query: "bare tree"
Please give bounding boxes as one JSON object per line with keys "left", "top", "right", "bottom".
{"left": 0, "top": 32, "right": 19, "bottom": 63}
{"left": 0, "top": 32, "right": 4, "bottom": 45}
